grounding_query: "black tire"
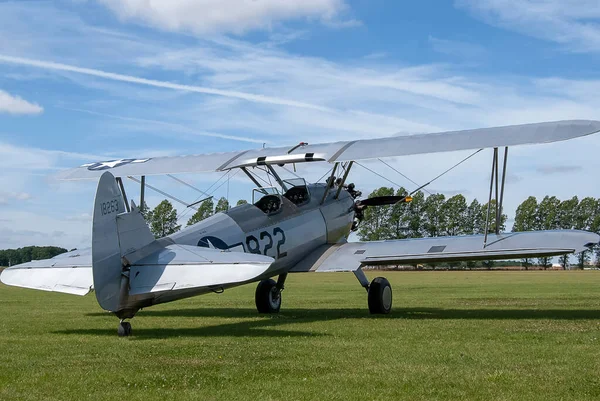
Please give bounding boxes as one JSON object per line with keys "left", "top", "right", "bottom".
{"left": 118, "top": 322, "right": 132, "bottom": 337}
{"left": 255, "top": 279, "right": 281, "bottom": 313}
{"left": 368, "top": 277, "right": 392, "bottom": 314}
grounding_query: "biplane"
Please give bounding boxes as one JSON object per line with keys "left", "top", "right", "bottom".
{"left": 2, "top": 120, "right": 599, "bottom": 336}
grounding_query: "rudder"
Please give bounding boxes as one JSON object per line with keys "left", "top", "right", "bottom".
{"left": 92, "top": 172, "right": 126, "bottom": 312}
{"left": 92, "top": 172, "right": 157, "bottom": 313}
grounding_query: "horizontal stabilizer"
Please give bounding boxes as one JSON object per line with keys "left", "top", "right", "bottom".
{"left": 0, "top": 248, "right": 93, "bottom": 295}
{"left": 291, "top": 230, "right": 600, "bottom": 272}
{"left": 128, "top": 244, "right": 273, "bottom": 296}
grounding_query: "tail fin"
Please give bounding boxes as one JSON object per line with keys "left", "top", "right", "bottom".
{"left": 92, "top": 172, "right": 154, "bottom": 312}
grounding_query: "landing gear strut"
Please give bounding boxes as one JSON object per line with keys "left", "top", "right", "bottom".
{"left": 354, "top": 269, "right": 392, "bottom": 314}
{"left": 255, "top": 274, "right": 287, "bottom": 313}
{"left": 118, "top": 320, "right": 132, "bottom": 337}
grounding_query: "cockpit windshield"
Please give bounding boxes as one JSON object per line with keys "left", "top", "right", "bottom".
{"left": 283, "top": 178, "right": 310, "bottom": 205}
{"left": 252, "top": 187, "right": 282, "bottom": 214}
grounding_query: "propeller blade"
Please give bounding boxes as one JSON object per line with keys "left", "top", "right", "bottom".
{"left": 358, "top": 195, "right": 412, "bottom": 207}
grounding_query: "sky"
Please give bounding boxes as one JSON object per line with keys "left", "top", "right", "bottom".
{"left": 1, "top": 0, "right": 600, "bottom": 250}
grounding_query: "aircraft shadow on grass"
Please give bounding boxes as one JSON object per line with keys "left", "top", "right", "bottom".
{"left": 54, "top": 307, "right": 600, "bottom": 340}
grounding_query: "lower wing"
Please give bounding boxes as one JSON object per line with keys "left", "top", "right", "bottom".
{"left": 291, "top": 230, "right": 600, "bottom": 272}
{"left": 0, "top": 244, "right": 274, "bottom": 297}
{"left": 0, "top": 248, "right": 93, "bottom": 295}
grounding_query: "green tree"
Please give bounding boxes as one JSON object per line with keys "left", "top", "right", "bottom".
{"left": 139, "top": 201, "right": 151, "bottom": 220}
{"left": 479, "top": 199, "right": 507, "bottom": 234}
{"left": 557, "top": 197, "right": 579, "bottom": 269}
{"left": 512, "top": 196, "right": 538, "bottom": 269}
{"left": 147, "top": 200, "right": 181, "bottom": 238}
{"left": 441, "top": 194, "right": 468, "bottom": 236}
{"left": 236, "top": 199, "right": 248, "bottom": 206}
{"left": 574, "top": 197, "right": 598, "bottom": 268}
{"left": 389, "top": 187, "right": 409, "bottom": 239}
{"left": 215, "top": 197, "right": 230, "bottom": 213}
{"left": 558, "top": 196, "right": 578, "bottom": 230}
{"left": 422, "top": 194, "right": 446, "bottom": 237}
{"left": 187, "top": 198, "right": 214, "bottom": 227}
{"left": 358, "top": 187, "right": 394, "bottom": 241}
{"left": 464, "top": 199, "right": 482, "bottom": 235}
{"left": 513, "top": 196, "right": 538, "bottom": 232}
{"left": 405, "top": 191, "right": 425, "bottom": 238}
{"left": 535, "top": 196, "right": 560, "bottom": 268}
{"left": 0, "top": 246, "right": 67, "bottom": 266}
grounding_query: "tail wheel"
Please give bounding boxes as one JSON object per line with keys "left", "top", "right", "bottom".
{"left": 255, "top": 279, "right": 281, "bottom": 313}
{"left": 368, "top": 277, "right": 392, "bottom": 314}
{"left": 118, "top": 321, "right": 132, "bottom": 337}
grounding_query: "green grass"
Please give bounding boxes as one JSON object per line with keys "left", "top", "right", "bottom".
{"left": 2, "top": 271, "right": 600, "bottom": 401}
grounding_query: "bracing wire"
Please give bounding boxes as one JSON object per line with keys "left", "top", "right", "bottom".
{"left": 356, "top": 148, "right": 484, "bottom": 196}
{"left": 316, "top": 166, "right": 334, "bottom": 183}
{"left": 127, "top": 176, "right": 192, "bottom": 210}
{"left": 354, "top": 162, "right": 405, "bottom": 189}
{"left": 167, "top": 174, "right": 211, "bottom": 198}
{"left": 422, "top": 148, "right": 484, "bottom": 188}
{"left": 175, "top": 170, "right": 234, "bottom": 221}
{"left": 226, "top": 170, "right": 230, "bottom": 210}
{"left": 178, "top": 169, "right": 241, "bottom": 221}
{"left": 280, "top": 165, "right": 303, "bottom": 180}
{"left": 250, "top": 167, "right": 272, "bottom": 186}
{"left": 377, "top": 158, "right": 432, "bottom": 195}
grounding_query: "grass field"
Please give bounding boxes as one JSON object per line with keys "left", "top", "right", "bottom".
{"left": 2, "top": 271, "right": 600, "bottom": 401}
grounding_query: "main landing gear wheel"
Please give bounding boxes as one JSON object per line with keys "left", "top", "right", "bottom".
{"left": 118, "top": 321, "right": 132, "bottom": 337}
{"left": 255, "top": 279, "right": 281, "bottom": 313}
{"left": 368, "top": 277, "right": 392, "bottom": 314}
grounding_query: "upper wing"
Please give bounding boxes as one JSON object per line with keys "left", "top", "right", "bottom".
{"left": 0, "top": 248, "right": 93, "bottom": 295}
{"left": 290, "top": 230, "right": 600, "bottom": 272}
{"left": 56, "top": 120, "right": 600, "bottom": 180}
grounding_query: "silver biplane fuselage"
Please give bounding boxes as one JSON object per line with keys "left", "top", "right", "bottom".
{"left": 121, "top": 182, "right": 355, "bottom": 313}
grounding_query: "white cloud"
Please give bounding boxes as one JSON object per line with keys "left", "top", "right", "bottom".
{"left": 456, "top": 0, "right": 600, "bottom": 52}
{"left": 0, "top": 142, "right": 104, "bottom": 172}
{"left": 62, "top": 107, "right": 270, "bottom": 144}
{"left": 428, "top": 36, "right": 487, "bottom": 59}
{"left": 98, "top": 0, "right": 350, "bottom": 35}
{"left": 0, "top": 191, "right": 31, "bottom": 204}
{"left": 0, "top": 89, "right": 42, "bottom": 114}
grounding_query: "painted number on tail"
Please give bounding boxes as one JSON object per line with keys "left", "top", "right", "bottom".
{"left": 101, "top": 199, "right": 120, "bottom": 216}
{"left": 246, "top": 227, "right": 287, "bottom": 259}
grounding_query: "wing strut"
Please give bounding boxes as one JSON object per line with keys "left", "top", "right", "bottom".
{"left": 140, "top": 175, "right": 146, "bottom": 211}
{"left": 483, "top": 147, "right": 509, "bottom": 247}
{"left": 115, "top": 177, "right": 131, "bottom": 213}
{"left": 334, "top": 161, "right": 354, "bottom": 199}
{"left": 320, "top": 162, "right": 339, "bottom": 204}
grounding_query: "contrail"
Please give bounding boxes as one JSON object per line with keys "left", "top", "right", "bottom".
{"left": 62, "top": 107, "right": 269, "bottom": 144}
{"left": 0, "top": 55, "right": 332, "bottom": 112}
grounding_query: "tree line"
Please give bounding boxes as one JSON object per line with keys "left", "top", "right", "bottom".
{"left": 358, "top": 187, "right": 600, "bottom": 269}
{"left": 142, "top": 197, "right": 248, "bottom": 238}
{"left": 0, "top": 246, "right": 68, "bottom": 267}
{"left": 4, "top": 191, "right": 598, "bottom": 269}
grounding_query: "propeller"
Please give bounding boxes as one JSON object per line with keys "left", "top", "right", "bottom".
{"left": 356, "top": 195, "right": 413, "bottom": 207}
{"left": 349, "top": 188, "right": 413, "bottom": 231}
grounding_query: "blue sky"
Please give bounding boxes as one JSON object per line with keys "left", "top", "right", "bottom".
{"left": 1, "top": 0, "right": 600, "bottom": 249}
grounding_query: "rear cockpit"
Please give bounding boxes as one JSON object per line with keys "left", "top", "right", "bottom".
{"left": 251, "top": 178, "right": 311, "bottom": 215}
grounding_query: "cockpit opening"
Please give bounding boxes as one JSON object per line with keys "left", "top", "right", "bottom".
{"left": 282, "top": 178, "right": 310, "bottom": 206}
{"left": 252, "top": 187, "right": 282, "bottom": 215}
